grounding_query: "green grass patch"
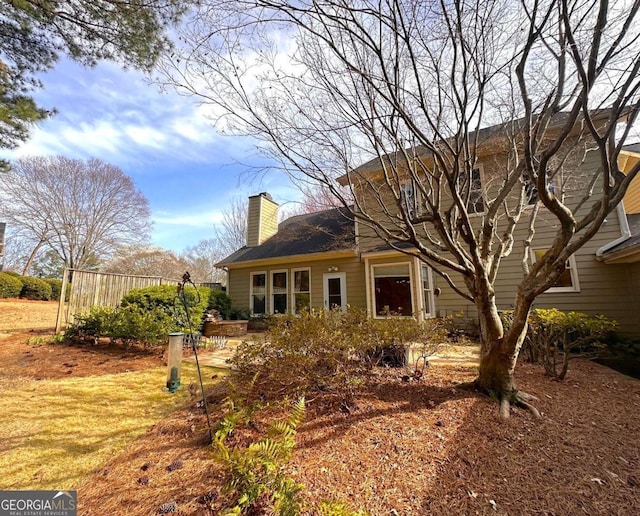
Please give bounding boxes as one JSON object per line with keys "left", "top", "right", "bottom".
{"left": 0, "top": 362, "right": 225, "bottom": 490}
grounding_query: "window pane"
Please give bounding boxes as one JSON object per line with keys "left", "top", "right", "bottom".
{"left": 400, "top": 182, "right": 415, "bottom": 217}
{"left": 294, "top": 270, "right": 309, "bottom": 292}
{"left": 272, "top": 272, "right": 287, "bottom": 290}
{"left": 421, "top": 265, "right": 431, "bottom": 315}
{"left": 273, "top": 293, "right": 287, "bottom": 314}
{"left": 252, "top": 273, "right": 266, "bottom": 288}
{"left": 374, "top": 276, "right": 412, "bottom": 316}
{"left": 465, "top": 168, "right": 484, "bottom": 213}
{"left": 294, "top": 293, "right": 310, "bottom": 313}
{"left": 327, "top": 277, "right": 342, "bottom": 309}
{"left": 533, "top": 250, "right": 574, "bottom": 289}
{"left": 252, "top": 294, "right": 265, "bottom": 314}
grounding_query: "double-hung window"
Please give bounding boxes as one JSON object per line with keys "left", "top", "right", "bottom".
{"left": 250, "top": 272, "right": 266, "bottom": 315}
{"left": 271, "top": 270, "right": 288, "bottom": 314}
{"left": 523, "top": 171, "right": 539, "bottom": 205}
{"left": 292, "top": 268, "right": 311, "bottom": 314}
{"left": 400, "top": 181, "right": 417, "bottom": 219}
{"left": 468, "top": 167, "right": 485, "bottom": 213}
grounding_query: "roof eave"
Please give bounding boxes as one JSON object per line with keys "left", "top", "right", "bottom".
{"left": 216, "top": 248, "right": 358, "bottom": 269}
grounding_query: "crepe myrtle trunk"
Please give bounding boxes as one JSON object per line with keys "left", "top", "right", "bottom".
{"left": 472, "top": 280, "right": 537, "bottom": 418}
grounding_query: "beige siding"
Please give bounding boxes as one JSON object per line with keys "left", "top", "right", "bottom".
{"left": 354, "top": 147, "right": 640, "bottom": 338}
{"left": 247, "top": 194, "right": 279, "bottom": 247}
{"left": 227, "top": 256, "right": 366, "bottom": 314}
{"left": 246, "top": 197, "right": 261, "bottom": 248}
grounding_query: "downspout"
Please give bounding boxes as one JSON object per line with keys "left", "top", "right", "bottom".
{"left": 595, "top": 202, "right": 632, "bottom": 260}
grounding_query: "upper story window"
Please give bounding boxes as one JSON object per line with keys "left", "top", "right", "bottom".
{"left": 523, "top": 171, "right": 539, "bottom": 205}
{"left": 400, "top": 181, "right": 417, "bottom": 219}
{"left": 458, "top": 167, "right": 485, "bottom": 214}
{"left": 531, "top": 249, "right": 580, "bottom": 293}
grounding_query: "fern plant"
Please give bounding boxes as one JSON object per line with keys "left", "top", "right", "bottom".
{"left": 213, "top": 397, "right": 306, "bottom": 515}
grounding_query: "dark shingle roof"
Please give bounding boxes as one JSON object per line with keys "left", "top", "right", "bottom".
{"left": 217, "top": 207, "right": 356, "bottom": 266}
{"left": 344, "top": 110, "right": 623, "bottom": 180}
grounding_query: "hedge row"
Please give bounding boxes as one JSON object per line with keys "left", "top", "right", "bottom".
{"left": 0, "top": 272, "right": 63, "bottom": 301}
{"left": 65, "top": 284, "right": 211, "bottom": 347}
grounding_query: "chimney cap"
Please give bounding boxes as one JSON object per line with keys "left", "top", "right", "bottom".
{"left": 249, "top": 192, "right": 275, "bottom": 203}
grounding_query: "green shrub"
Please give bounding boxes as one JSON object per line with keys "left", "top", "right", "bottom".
{"left": 43, "top": 278, "right": 63, "bottom": 301}
{"left": 2, "top": 270, "right": 21, "bottom": 277}
{"left": 65, "top": 304, "right": 175, "bottom": 348}
{"left": 502, "top": 308, "right": 617, "bottom": 380}
{"left": 121, "top": 284, "right": 210, "bottom": 332}
{"left": 67, "top": 284, "right": 210, "bottom": 347}
{"left": 0, "top": 272, "right": 23, "bottom": 298}
{"left": 229, "top": 307, "right": 250, "bottom": 320}
{"left": 19, "top": 276, "right": 53, "bottom": 300}
{"left": 208, "top": 289, "right": 232, "bottom": 319}
{"left": 65, "top": 306, "right": 119, "bottom": 340}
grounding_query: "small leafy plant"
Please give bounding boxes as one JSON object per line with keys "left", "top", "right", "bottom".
{"left": 502, "top": 308, "right": 617, "bottom": 380}
{"left": 213, "top": 397, "right": 306, "bottom": 515}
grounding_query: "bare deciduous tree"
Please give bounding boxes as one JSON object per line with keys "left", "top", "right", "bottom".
{"left": 0, "top": 156, "right": 152, "bottom": 272}
{"left": 160, "top": 0, "right": 640, "bottom": 416}
{"left": 182, "top": 238, "right": 227, "bottom": 283}
{"left": 215, "top": 196, "right": 249, "bottom": 257}
{"left": 103, "top": 245, "right": 190, "bottom": 280}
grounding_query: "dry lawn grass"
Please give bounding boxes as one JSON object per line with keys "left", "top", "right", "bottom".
{"left": 0, "top": 300, "right": 224, "bottom": 492}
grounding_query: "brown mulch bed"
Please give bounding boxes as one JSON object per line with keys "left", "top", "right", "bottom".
{"left": 77, "top": 360, "right": 640, "bottom": 515}
{"left": 3, "top": 300, "right": 639, "bottom": 514}
{"left": 0, "top": 299, "right": 165, "bottom": 379}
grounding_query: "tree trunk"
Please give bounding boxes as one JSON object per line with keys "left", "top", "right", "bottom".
{"left": 473, "top": 286, "right": 539, "bottom": 418}
{"left": 475, "top": 295, "right": 518, "bottom": 397}
{"left": 22, "top": 239, "right": 45, "bottom": 276}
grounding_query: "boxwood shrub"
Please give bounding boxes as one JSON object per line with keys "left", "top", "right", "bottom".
{"left": 0, "top": 272, "right": 23, "bottom": 298}
{"left": 67, "top": 284, "right": 211, "bottom": 347}
{"left": 43, "top": 278, "right": 63, "bottom": 301}
{"left": 19, "top": 276, "right": 53, "bottom": 300}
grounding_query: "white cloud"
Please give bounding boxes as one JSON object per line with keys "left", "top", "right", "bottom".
{"left": 153, "top": 209, "right": 225, "bottom": 228}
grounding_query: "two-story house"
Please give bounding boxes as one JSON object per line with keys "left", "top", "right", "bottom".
{"left": 216, "top": 128, "right": 640, "bottom": 339}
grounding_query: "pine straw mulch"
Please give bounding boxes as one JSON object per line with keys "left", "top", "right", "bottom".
{"left": 77, "top": 359, "right": 640, "bottom": 516}
{"left": 0, "top": 332, "right": 166, "bottom": 380}
{"left": 0, "top": 299, "right": 167, "bottom": 380}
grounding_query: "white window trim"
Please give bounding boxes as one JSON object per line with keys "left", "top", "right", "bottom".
{"left": 291, "top": 267, "right": 311, "bottom": 315}
{"left": 370, "top": 261, "right": 415, "bottom": 318}
{"left": 530, "top": 249, "right": 581, "bottom": 293}
{"left": 249, "top": 271, "right": 267, "bottom": 316}
{"left": 270, "top": 269, "right": 289, "bottom": 314}
{"left": 400, "top": 181, "right": 417, "bottom": 219}
{"left": 419, "top": 262, "right": 436, "bottom": 318}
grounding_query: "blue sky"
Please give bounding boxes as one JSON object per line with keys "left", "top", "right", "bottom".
{"left": 0, "top": 59, "right": 302, "bottom": 252}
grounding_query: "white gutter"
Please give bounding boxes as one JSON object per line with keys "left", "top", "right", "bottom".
{"left": 596, "top": 202, "right": 632, "bottom": 260}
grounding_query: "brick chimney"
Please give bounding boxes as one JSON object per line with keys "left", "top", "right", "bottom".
{"left": 247, "top": 192, "right": 279, "bottom": 247}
